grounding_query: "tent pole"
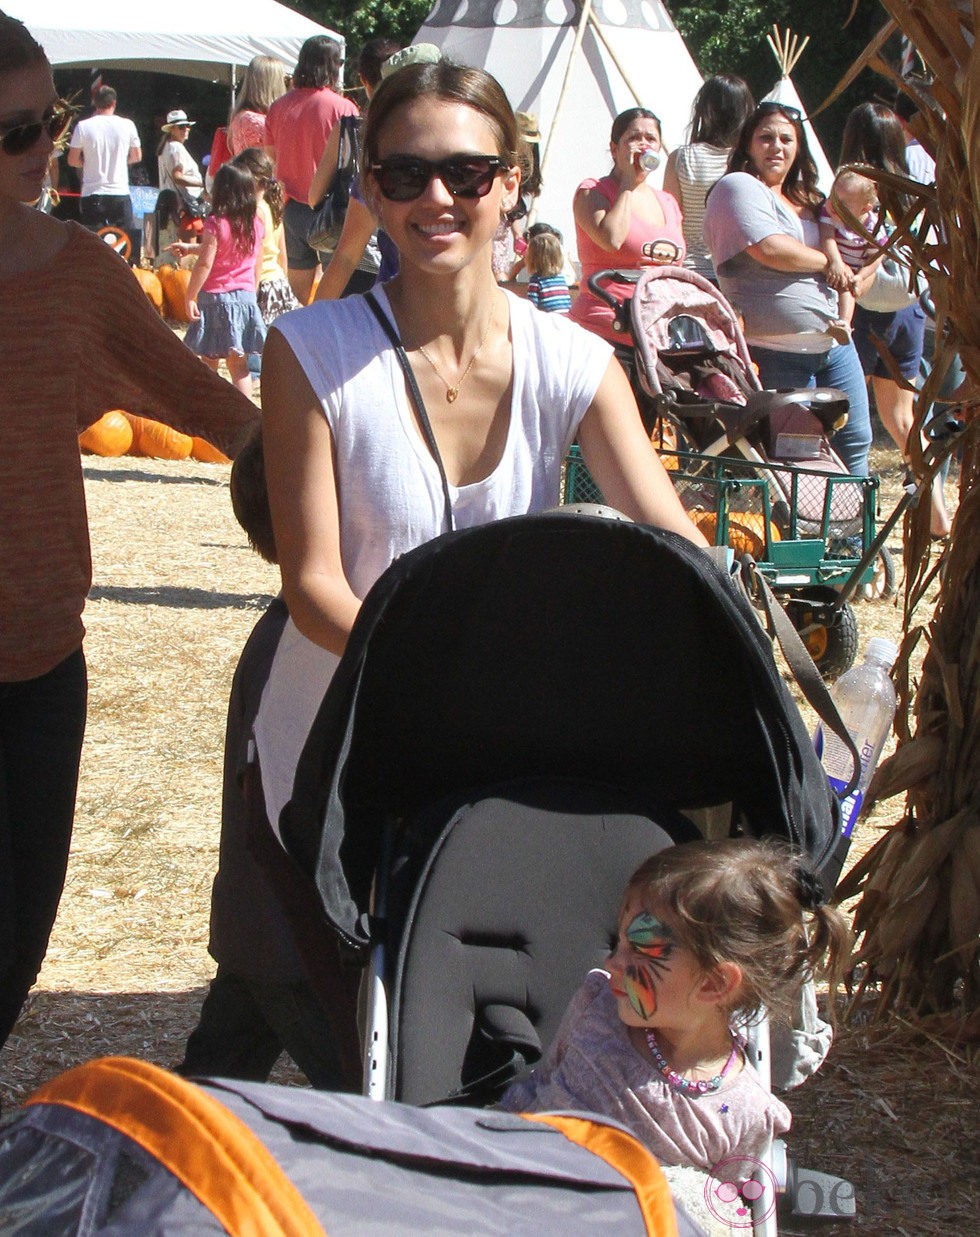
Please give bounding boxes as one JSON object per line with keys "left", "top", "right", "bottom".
{"left": 587, "top": 11, "right": 645, "bottom": 107}
{"left": 538, "top": 0, "right": 593, "bottom": 193}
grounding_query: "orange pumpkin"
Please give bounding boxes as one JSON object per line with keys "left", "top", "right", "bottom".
{"left": 124, "top": 413, "right": 194, "bottom": 460}
{"left": 190, "top": 436, "right": 231, "bottom": 464}
{"left": 132, "top": 266, "right": 164, "bottom": 314}
{"left": 79, "top": 410, "right": 134, "bottom": 457}
{"left": 688, "top": 510, "right": 781, "bottom": 559}
{"left": 158, "top": 264, "right": 193, "bottom": 322}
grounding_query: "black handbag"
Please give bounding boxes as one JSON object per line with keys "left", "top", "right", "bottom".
{"left": 307, "top": 114, "right": 360, "bottom": 253}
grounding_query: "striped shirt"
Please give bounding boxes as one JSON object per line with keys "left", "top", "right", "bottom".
{"left": 673, "top": 143, "right": 732, "bottom": 278}
{"left": 527, "top": 273, "right": 572, "bottom": 314}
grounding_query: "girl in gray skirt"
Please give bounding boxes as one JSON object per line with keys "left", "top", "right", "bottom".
{"left": 182, "top": 162, "right": 266, "bottom": 395}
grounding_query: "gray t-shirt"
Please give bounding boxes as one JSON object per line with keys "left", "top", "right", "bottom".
{"left": 703, "top": 172, "right": 837, "bottom": 349}
{"left": 500, "top": 970, "right": 791, "bottom": 1172}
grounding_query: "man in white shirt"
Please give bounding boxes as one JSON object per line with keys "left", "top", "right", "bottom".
{"left": 68, "top": 86, "right": 142, "bottom": 232}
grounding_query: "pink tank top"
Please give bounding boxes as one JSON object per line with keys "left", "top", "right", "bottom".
{"left": 201, "top": 214, "right": 265, "bottom": 295}
{"left": 570, "top": 175, "right": 685, "bottom": 344}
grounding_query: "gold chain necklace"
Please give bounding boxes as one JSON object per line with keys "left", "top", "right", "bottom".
{"left": 415, "top": 310, "right": 496, "bottom": 403}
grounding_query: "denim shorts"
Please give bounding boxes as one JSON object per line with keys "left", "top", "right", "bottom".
{"left": 283, "top": 198, "right": 323, "bottom": 271}
{"left": 852, "top": 302, "right": 926, "bottom": 380}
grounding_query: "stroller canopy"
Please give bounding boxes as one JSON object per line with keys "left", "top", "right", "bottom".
{"left": 280, "top": 514, "right": 839, "bottom": 949}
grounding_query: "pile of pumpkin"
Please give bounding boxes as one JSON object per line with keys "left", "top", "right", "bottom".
{"left": 132, "top": 263, "right": 193, "bottom": 323}
{"left": 79, "top": 410, "right": 229, "bottom": 463}
{"left": 686, "top": 509, "right": 781, "bottom": 559}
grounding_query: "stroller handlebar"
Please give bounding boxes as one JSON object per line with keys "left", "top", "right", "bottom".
{"left": 586, "top": 268, "right": 642, "bottom": 314}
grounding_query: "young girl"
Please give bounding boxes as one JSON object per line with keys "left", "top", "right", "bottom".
{"left": 183, "top": 162, "right": 267, "bottom": 395}
{"left": 523, "top": 223, "right": 571, "bottom": 313}
{"left": 230, "top": 147, "right": 300, "bottom": 324}
{"left": 500, "top": 838, "right": 851, "bottom": 1174}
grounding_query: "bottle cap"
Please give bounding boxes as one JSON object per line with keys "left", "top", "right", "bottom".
{"left": 865, "top": 637, "right": 899, "bottom": 668}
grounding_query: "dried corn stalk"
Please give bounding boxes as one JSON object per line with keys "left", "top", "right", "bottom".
{"left": 827, "top": 1, "right": 979, "bottom": 1017}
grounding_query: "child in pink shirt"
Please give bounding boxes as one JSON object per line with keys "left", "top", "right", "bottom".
{"left": 183, "top": 163, "right": 266, "bottom": 395}
{"left": 501, "top": 839, "right": 851, "bottom": 1180}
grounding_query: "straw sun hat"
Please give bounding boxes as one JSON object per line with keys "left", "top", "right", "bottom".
{"left": 161, "top": 109, "right": 196, "bottom": 132}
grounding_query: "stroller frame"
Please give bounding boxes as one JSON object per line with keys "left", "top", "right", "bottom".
{"left": 586, "top": 265, "right": 894, "bottom": 679}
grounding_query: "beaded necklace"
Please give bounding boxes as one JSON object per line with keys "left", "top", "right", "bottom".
{"left": 645, "top": 1027, "right": 742, "bottom": 1095}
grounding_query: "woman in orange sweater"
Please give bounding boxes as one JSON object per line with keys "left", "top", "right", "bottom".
{"left": 0, "top": 10, "right": 259, "bottom": 1052}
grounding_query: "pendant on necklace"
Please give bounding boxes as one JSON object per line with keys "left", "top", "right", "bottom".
{"left": 446, "top": 387, "right": 459, "bottom": 403}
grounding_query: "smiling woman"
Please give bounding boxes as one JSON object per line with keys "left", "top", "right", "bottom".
{"left": 0, "top": 9, "right": 258, "bottom": 1057}
{"left": 254, "top": 59, "right": 707, "bottom": 849}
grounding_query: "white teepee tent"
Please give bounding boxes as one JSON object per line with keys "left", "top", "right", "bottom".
{"left": 762, "top": 27, "right": 834, "bottom": 195}
{"left": 414, "top": 0, "right": 703, "bottom": 268}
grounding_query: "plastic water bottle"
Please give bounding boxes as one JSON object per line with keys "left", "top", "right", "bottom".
{"left": 816, "top": 637, "right": 898, "bottom": 839}
{"left": 639, "top": 149, "right": 661, "bottom": 173}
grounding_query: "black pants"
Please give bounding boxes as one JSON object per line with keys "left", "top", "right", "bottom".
{"left": 79, "top": 193, "right": 134, "bottom": 232}
{"left": 177, "top": 967, "right": 345, "bottom": 1088}
{"left": 0, "top": 650, "right": 87, "bottom": 1048}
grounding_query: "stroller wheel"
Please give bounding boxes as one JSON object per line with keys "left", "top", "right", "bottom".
{"left": 789, "top": 599, "right": 859, "bottom": 681}
{"left": 859, "top": 546, "right": 898, "bottom": 602}
{"left": 770, "top": 499, "right": 792, "bottom": 538}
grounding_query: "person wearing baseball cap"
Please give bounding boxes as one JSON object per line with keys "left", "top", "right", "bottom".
{"left": 157, "top": 109, "right": 204, "bottom": 199}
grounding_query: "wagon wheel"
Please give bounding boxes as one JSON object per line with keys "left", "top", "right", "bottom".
{"left": 800, "top": 601, "right": 859, "bottom": 681}
{"left": 97, "top": 225, "right": 132, "bottom": 262}
{"left": 859, "top": 546, "right": 898, "bottom": 601}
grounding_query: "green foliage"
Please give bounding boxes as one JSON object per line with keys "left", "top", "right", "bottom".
{"left": 289, "top": 1, "right": 433, "bottom": 63}
{"left": 669, "top": 0, "right": 893, "bottom": 162}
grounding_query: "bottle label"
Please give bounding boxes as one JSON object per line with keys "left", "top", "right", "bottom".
{"left": 827, "top": 776, "right": 865, "bottom": 838}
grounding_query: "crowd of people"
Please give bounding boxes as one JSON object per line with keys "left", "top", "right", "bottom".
{"left": 3, "top": 5, "right": 954, "bottom": 1209}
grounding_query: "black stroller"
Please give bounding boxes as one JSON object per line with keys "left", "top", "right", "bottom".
{"left": 272, "top": 512, "right": 855, "bottom": 1232}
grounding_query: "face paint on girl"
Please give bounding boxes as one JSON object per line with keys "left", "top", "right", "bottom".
{"left": 623, "top": 911, "right": 675, "bottom": 1019}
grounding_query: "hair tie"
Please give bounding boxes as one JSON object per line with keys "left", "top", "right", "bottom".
{"left": 795, "top": 866, "right": 825, "bottom": 910}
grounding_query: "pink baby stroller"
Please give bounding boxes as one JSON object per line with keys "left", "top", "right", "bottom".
{"left": 582, "top": 266, "right": 891, "bottom": 679}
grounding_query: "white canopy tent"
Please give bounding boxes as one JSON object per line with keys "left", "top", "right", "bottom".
{"left": 415, "top": 0, "right": 703, "bottom": 267}
{"left": 10, "top": 0, "right": 344, "bottom": 86}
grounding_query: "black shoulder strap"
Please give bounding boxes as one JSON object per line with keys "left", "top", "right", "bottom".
{"left": 742, "top": 558, "right": 860, "bottom": 797}
{"left": 364, "top": 291, "right": 455, "bottom": 533}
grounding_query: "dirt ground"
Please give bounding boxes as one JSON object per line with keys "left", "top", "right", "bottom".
{"left": 1, "top": 425, "right": 975, "bottom": 1233}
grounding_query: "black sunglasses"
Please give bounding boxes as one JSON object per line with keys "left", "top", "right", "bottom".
{"left": 369, "top": 154, "right": 507, "bottom": 202}
{"left": 755, "top": 102, "right": 802, "bottom": 123}
{"left": 0, "top": 103, "right": 73, "bottom": 157}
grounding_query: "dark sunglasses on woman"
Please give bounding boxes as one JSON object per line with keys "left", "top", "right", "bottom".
{"left": 755, "top": 101, "right": 803, "bottom": 123}
{"left": 0, "top": 103, "right": 73, "bottom": 156}
{"left": 369, "top": 154, "right": 507, "bottom": 202}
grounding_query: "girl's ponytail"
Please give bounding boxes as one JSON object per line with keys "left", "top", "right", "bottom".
{"left": 263, "top": 175, "right": 284, "bottom": 228}
{"left": 804, "top": 897, "right": 854, "bottom": 1011}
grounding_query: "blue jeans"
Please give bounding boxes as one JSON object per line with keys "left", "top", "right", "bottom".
{"left": 750, "top": 342, "right": 872, "bottom": 477}
{"left": 0, "top": 650, "right": 87, "bottom": 1047}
